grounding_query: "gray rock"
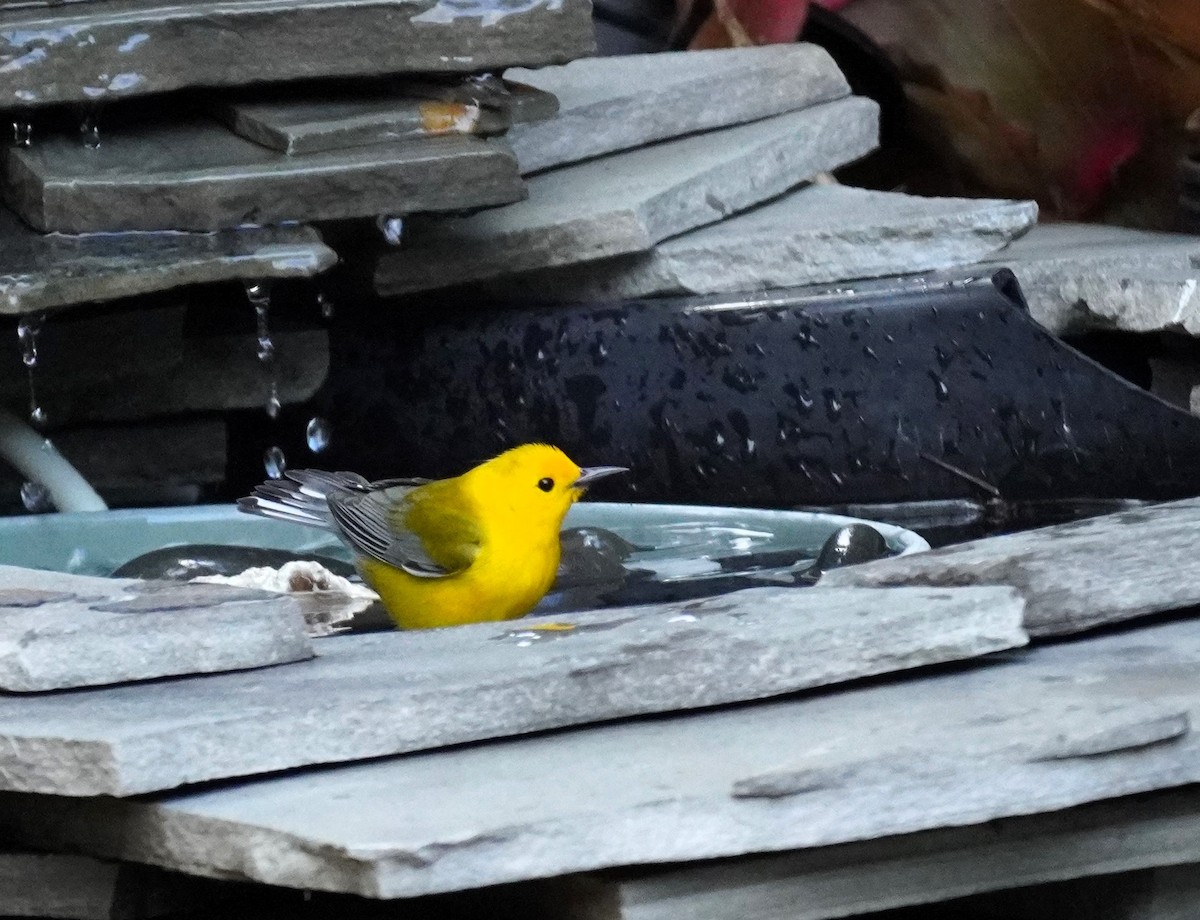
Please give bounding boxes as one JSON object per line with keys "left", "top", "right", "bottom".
{"left": 375, "top": 97, "right": 880, "bottom": 296}
{"left": 4, "top": 123, "right": 525, "bottom": 232}
{"left": 982, "top": 223, "right": 1200, "bottom": 334}
{"left": 0, "top": 852, "right": 223, "bottom": 919}
{"left": 478, "top": 185, "right": 1038, "bottom": 302}
{"left": 821, "top": 498, "right": 1200, "bottom": 637}
{"left": 1, "top": 616, "right": 1198, "bottom": 897}
{"left": 601, "top": 789, "right": 1200, "bottom": 920}
{"left": 0, "top": 0, "right": 594, "bottom": 109}
{"left": 0, "top": 210, "right": 335, "bottom": 315}
{"left": 16, "top": 328, "right": 328, "bottom": 426}
{"left": 0, "top": 565, "right": 313, "bottom": 691}
{"left": 221, "top": 78, "right": 557, "bottom": 156}
{"left": 505, "top": 44, "right": 850, "bottom": 174}
{"left": 0, "top": 585, "right": 1025, "bottom": 795}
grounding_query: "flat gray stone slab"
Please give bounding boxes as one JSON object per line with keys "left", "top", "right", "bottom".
{"left": 821, "top": 498, "right": 1200, "bottom": 638}
{"left": 4, "top": 122, "right": 524, "bottom": 232}
{"left": 983, "top": 223, "right": 1200, "bottom": 334}
{"left": 15, "top": 327, "right": 327, "bottom": 426}
{"left": 0, "top": 209, "right": 335, "bottom": 315}
{"left": 478, "top": 185, "right": 1038, "bottom": 302}
{"left": 375, "top": 97, "right": 879, "bottom": 295}
{"left": 0, "top": 851, "right": 223, "bottom": 919}
{"left": 0, "top": 585, "right": 1025, "bottom": 795}
{"left": 221, "top": 79, "right": 556, "bottom": 156}
{"left": 0, "top": 0, "right": 593, "bottom": 109}
{"left": 600, "top": 787, "right": 1200, "bottom": 920}
{"left": 0, "top": 564, "right": 313, "bottom": 691}
{"left": 505, "top": 43, "right": 850, "bottom": 174}
{"left": 2, "top": 615, "right": 1197, "bottom": 898}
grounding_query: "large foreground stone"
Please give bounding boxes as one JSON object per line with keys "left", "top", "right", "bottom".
{"left": 984, "top": 223, "right": 1200, "bottom": 334}
{"left": 0, "top": 0, "right": 594, "bottom": 109}
{"left": 821, "top": 499, "right": 1200, "bottom": 637}
{"left": 479, "top": 185, "right": 1038, "bottom": 302}
{"left": 0, "top": 616, "right": 1196, "bottom": 897}
{"left": 0, "top": 565, "right": 312, "bottom": 691}
{"left": 0, "top": 585, "right": 1025, "bottom": 795}
{"left": 505, "top": 44, "right": 850, "bottom": 174}
{"left": 375, "top": 97, "right": 879, "bottom": 296}
{"left": 597, "top": 788, "right": 1200, "bottom": 920}
{"left": 0, "top": 210, "right": 335, "bottom": 315}
{"left": 4, "top": 125, "right": 524, "bottom": 232}
{"left": 0, "top": 851, "right": 223, "bottom": 919}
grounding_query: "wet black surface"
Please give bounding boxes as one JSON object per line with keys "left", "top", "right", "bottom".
{"left": 113, "top": 544, "right": 357, "bottom": 580}
{"left": 323, "top": 271, "right": 1200, "bottom": 508}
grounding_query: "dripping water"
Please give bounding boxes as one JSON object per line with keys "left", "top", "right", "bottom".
{"left": 317, "top": 291, "right": 334, "bottom": 320}
{"left": 306, "top": 416, "right": 330, "bottom": 454}
{"left": 17, "top": 312, "right": 46, "bottom": 427}
{"left": 377, "top": 215, "right": 404, "bottom": 247}
{"left": 79, "top": 109, "right": 100, "bottom": 149}
{"left": 10, "top": 121, "right": 31, "bottom": 148}
{"left": 264, "top": 445, "right": 286, "bottom": 480}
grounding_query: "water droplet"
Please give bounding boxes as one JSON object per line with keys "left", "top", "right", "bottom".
{"left": 265, "top": 383, "right": 281, "bottom": 419}
{"left": 306, "top": 416, "right": 330, "bottom": 453}
{"left": 317, "top": 291, "right": 334, "bottom": 320}
{"left": 264, "top": 446, "right": 286, "bottom": 479}
{"left": 17, "top": 313, "right": 42, "bottom": 368}
{"left": 79, "top": 111, "right": 100, "bottom": 149}
{"left": 29, "top": 405, "right": 47, "bottom": 426}
{"left": 257, "top": 337, "right": 275, "bottom": 363}
{"left": 11, "top": 121, "right": 31, "bottom": 148}
{"left": 20, "top": 481, "right": 51, "bottom": 513}
{"left": 377, "top": 215, "right": 404, "bottom": 246}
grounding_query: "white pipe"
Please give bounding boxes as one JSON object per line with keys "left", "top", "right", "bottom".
{"left": 0, "top": 407, "right": 107, "bottom": 512}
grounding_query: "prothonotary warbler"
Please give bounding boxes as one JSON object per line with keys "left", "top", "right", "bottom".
{"left": 238, "top": 443, "right": 627, "bottom": 629}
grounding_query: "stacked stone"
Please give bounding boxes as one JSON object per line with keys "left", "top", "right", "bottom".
{"left": 0, "top": 0, "right": 593, "bottom": 509}
{"left": 3, "top": 499, "right": 1200, "bottom": 917}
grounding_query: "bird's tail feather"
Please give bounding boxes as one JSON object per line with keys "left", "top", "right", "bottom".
{"left": 237, "top": 470, "right": 370, "bottom": 532}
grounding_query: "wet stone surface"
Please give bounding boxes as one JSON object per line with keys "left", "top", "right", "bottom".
{"left": 0, "top": 0, "right": 595, "bottom": 109}
{"left": 0, "top": 564, "right": 313, "bottom": 692}
{"left": 4, "top": 121, "right": 525, "bottom": 232}
{"left": 4, "top": 616, "right": 1200, "bottom": 898}
{"left": 0, "top": 209, "right": 336, "bottom": 314}
{"left": 504, "top": 43, "right": 850, "bottom": 174}
{"left": 0, "top": 585, "right": 1024, "bottom": 795}
{"left": 375, "top": 97, "right": 879, "bottom": 295}
{"left": 822, "top": 497, "right": 1200, "bottom": 637}
{"left": 477, "top": 185, "right": 1038, "bottom": 302}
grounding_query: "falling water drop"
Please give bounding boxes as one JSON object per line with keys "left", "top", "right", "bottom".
{"left": 245, "top": 281, "right": 281, "bottom": 418}
{"left": 264, "top": 446, "right": 287, "bottom": 479}
{"left": 265, "top": 384, "right": 281, "bottom": 419}
{"left": 317, "top": 291, "right": 334, "bottom": 320}
{"left": 306, "top": 416, "right": 331, "bottom": 453}
{"left": 377, "top": 215, "right": 404, "bottom": 247}
{"left": 17, "top": 312, "right": 46, "bottom": 427}
{"left": 11, "top": 121, "right": 31, "bottom": 148}
{"left": 19, "top": 480, "right": 51, "bottom": 513}
{"left": 79, "top": 110, "right": 100, "bottom": 149}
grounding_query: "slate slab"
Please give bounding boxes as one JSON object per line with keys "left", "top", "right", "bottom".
{"left": 0, "top": 851, "right": 224, "bottom": 919}
{"left": 504, "top": 44, "right": 850, "bottom": 174}
{"left": 821, "top": 498, "right": 1200, "bottom": 638}
{"left": 0, "top": 616, "right": 1197, "bottom": 898}
{"left": 0, "top": 585, "right": 1025, "bottom": 795}
{"left": 983, "top": 223, "right": 1200, "bottom": 334}
{"left": 0, "top": 210, "right": 335, "bottom": 315}
{"left": 17, "top": 328, "right": 327, "bottom": 426}
{"left": 4, "top": 123, "right": 524, "bottom": 232}
{"left": 0, "top": 565, "right": 313, "bottom": 691}
{"left": 600, "top": 787, "right": 1200, "bottom": 920}
{"left": 375, "top": 97, "right": 880, "bottom": 296}
{"left": 0, "top": 0, "right": 594, "bottom": 109}
{"left": 478, "top": 185, "right": 1038, "bottom": 302}
{"left": 221, "top": 79, "right": 557, "bottom": 156}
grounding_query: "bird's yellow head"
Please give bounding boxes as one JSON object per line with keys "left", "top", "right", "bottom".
{"left": 460, "top": 443, "right": 626, "bottom": 535}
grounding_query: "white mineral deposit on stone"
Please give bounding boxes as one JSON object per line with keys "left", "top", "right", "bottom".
{"left": 195, "top": 560, "right": 378, "bottom": 611}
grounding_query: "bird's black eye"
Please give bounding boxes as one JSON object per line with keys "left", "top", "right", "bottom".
{"left": 537, "top": 477, "right": 554, "bottom": 492}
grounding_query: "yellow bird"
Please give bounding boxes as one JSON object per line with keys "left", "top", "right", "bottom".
{"left": 238, "top": 444, "right": 627, "bottom": 629}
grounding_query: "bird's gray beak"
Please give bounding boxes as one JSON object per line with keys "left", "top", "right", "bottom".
{"left": 572, "top": 466, "right": 628, "bottom": 488}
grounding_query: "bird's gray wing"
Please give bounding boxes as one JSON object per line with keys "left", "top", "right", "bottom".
{"left": 325, "top": 477, "right": 453, "bottom": 578}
